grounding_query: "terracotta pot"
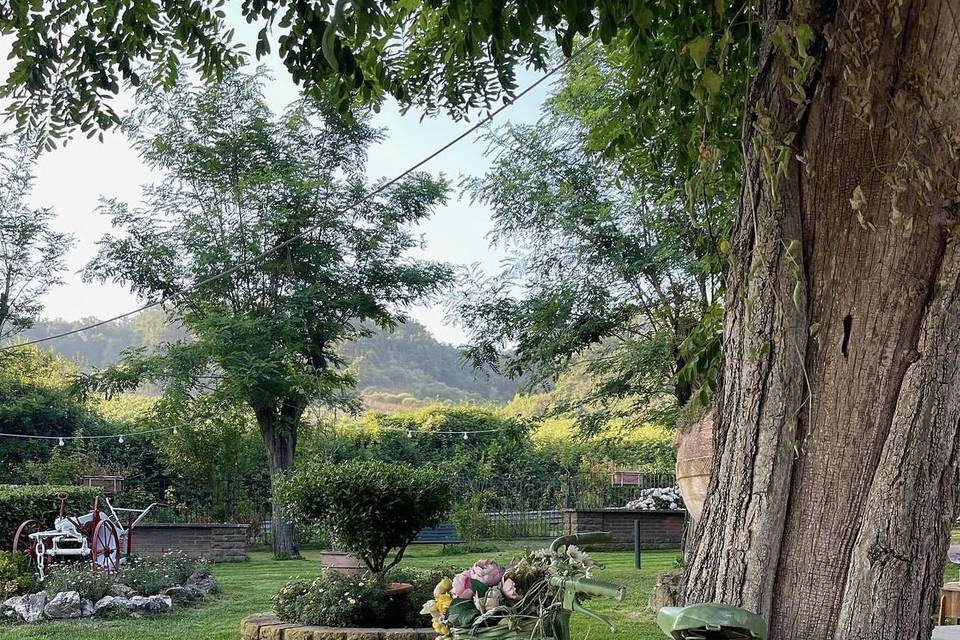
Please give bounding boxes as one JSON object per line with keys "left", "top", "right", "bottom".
{"left": 319, "top": 550, "right": 366, "bottom": 576}
{"left": 674, "top": 409, "right": 714, "bottom": 520}
{"left": 385, "top": 582, "right": 414, "bottom": 599}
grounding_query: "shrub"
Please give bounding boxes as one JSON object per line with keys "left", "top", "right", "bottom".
{"left": 450, "top": 491, "right": 493, "bottom": 542}
{"left": 0, "top": 484, "right": 104, "bottom": 546}
{"left": 624, "top": 487, "right": 685, "bottom": 511}
{"left": 0, "top": 551, "right": 37, "bottom": 599}
{"left": 118, "top": 554, "right": 201, "bottom": 595}
{"left": 274, "top": 573, "right": 386, "bottom": 627}
{"left": 279, "top": 460, "right": 450, "bottom": 578}
{"left": 385, "top": 565, "right": 465, "bottom": 627}
{"left": 43, "top": 564, "right": 114, "bottom": 601}
{"left": 41, "top": 554, "right": 202, "bottom": 601}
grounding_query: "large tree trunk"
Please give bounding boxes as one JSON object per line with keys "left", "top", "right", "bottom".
{"left": 684, "top": 1, "right": 960, "bottom": 638}
{"left": 253, "top": 402, "right": 302, "bottom": 559}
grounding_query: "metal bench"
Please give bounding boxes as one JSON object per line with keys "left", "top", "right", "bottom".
{"left": 412, "top": 523, "right": 462, "bottom": 548}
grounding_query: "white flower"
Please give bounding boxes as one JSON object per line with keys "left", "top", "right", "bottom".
{"left": 420, "top": 599, "right": 439, "bottom": 616}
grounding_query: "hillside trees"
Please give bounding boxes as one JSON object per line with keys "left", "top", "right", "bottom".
{"left": 81, "top": 70, "right": 452, "bottom": 558}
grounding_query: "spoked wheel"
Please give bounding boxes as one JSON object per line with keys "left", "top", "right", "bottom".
{"left": 91, "top": 520, "right": 121, "bottom": 573}
{"left": 12, "top": 520, "right": 41, "bottom": 568}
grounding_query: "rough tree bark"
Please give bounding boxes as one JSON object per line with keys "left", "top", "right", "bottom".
{"left": 253, "top": 402, "right": 303, "bottom": 559}
{"left": 684, "top": 1, "right": 960, "bottom": 638}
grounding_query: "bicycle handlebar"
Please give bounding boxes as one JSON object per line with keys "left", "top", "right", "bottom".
{"left": 548, "top": 575, "right": 626, "bottom": 601}
{"left": 548, "top": 531, "right": 611, "bottom": 553}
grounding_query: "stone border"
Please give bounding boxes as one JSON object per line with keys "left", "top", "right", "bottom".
{"left": 241, "top": 613, "right": 436, "bottom": 640}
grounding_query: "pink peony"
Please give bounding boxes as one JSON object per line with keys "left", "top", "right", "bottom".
{"left": 451, "top": 570, "right": 474, "bottom": 599}
{"left": 501, "top": 577, "right": 520, "bottom": 600}
{"left": 471, "top": 559, "right": 503, "bottom": 586}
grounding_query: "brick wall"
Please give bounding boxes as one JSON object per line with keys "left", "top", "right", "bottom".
{"left": 562, "top": 509, "right": 685, "bottom": 548}
{"left": 131, "top": 523, "right": 247, "bottom": 562}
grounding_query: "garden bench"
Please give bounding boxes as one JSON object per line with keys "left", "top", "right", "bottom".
{"left": 412, "top": 523, "right": 462, "bottom": 548}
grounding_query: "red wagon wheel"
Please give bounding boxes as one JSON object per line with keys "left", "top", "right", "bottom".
{"left": 12, "top": 519, "right": 41, "bottom": 567}
{"left": 91, "top": 520, "right": 121, "bottom": 573}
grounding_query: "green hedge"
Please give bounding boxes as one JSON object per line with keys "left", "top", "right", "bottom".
{"left": 0, "top": 484, "right": 105, "bottom": 550}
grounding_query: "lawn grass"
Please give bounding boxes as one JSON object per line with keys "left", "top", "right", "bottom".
{"left": 1, "top": 544, "right": 679, "bottom": 640}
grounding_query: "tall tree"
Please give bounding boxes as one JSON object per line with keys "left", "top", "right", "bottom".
{"left": 6, "top": 2, "right": 960, "bottom": 636}
{"left": 454, "top": 50, "right": 733, "bottom": 428}
{"left": 82, "top": 70, "right": 451, "bottom": 558}
{"left": 0, "top": 137, "right": 73, "bottom": 341}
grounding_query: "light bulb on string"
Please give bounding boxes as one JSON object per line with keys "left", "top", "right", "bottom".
{"left": 58, "top": 437, "right": 64, "bottom": 447}
{"left": 406, "top": 430, "right": 412, "bottom": 439}
{"left": 118, "top": 435, "right": 124, "bottom": 444}
{"left": 173, "top": 426, "right": 178, "bottom": 435}
{"left": 463, "top": 432, "right": 469, "bottom": 441}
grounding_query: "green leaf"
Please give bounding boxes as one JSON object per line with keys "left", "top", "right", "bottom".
{"left": 687, "top": 35, "right": 712, "bottom": 69}
{"left": 794, "top": 24, "right": 815, "bottom": 57}
{"left": 702, "top": 69, "right": 722, "bottom": 96}
{"left": 470, "top": 578, "right": 489, "bottom": 598}
{"left": 447, "top": 598, "right": 480, "bottom": 627}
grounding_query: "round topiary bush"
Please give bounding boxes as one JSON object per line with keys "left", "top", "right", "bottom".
{"left": 278, "top": 460, "right": 450, "bottom": 578}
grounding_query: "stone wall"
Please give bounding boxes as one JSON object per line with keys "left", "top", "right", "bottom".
{"left": 131, "top": 522, "right": 247, "bottom": 562}
{"left": 562, "top": 509, "right": 685, "bottom": 548}
{"left": 241, "top": 613, "right": 436, "bottom": 640}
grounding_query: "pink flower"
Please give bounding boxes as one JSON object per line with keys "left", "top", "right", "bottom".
{"left": 451, "top": 570, "right": 474, "bottom": 599}
{"left": 471, "top": 559, "right": 503, "bottom": 586}
{"left": 501, "top": 577, "right": 520, "bottom": 600}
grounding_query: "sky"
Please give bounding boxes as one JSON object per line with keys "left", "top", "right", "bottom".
{"left": 17, "top": 9, "right": 556, "bottom": 346}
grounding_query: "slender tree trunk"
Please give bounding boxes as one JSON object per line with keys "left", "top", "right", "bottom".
{"left": 253, "top": 403, "right": 302, "bottom": 559}
{"left": 684, "top": 1, "right": 960, "bottom": 638}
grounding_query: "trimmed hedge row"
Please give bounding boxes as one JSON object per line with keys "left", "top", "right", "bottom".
{"left": 0, "top": 484, "right": 105, "bottom": 549}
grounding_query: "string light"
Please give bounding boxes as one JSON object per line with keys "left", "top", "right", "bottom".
{"left": 173, "top": 426, "right": 177, "bottom": 435}
{"left": 118, "top": 435, "right": 124, "bottom": 444}
{"left": 0, "top": 426, "right": 177, "bottom": 441}
{"left": 58, "top": 437, "right": 64, "bottom": 446}
{"left": 463, "top": 432, "right": 469, "bottom": 441}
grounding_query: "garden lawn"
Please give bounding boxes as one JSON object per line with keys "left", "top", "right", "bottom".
{"left": 0, "top": 544, "right": 679, "bottom": 640}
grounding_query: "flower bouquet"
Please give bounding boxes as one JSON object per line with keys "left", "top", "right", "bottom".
{"left": 421, "top": 533, "right": 625, "bottom": 640}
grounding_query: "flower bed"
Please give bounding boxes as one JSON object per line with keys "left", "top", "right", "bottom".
{"left": 0, "top": 554, "right": 219, "bottom": 624}
{"left": 623, "top": 487, "right": 685, "bottom": 511}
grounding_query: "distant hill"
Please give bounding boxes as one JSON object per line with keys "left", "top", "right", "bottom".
{"left": 16, "top": 311, "right": 518, "bottom": 408}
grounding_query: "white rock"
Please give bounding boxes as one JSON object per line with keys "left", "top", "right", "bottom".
{"left": 14, "top": 591, "right": 46, "bottom": 623}
{"left": 44, "top": 591, "right": 85, "bottom": 619}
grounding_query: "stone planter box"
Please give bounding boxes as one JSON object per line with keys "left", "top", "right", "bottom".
{"left": 562, "top": 508, "right": 685, "bottom": 548}
{"left": 241, "top": 613, "right": 435, "bottom": 640}
{"left": 132, "top": 522, "right": 247, "bottom": 562}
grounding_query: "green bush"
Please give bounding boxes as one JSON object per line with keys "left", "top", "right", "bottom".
{"left": 274, "top": 573, "right": 386, "bottom": 627}
{"left": 450, "top": 491, "right": 493, "bottom": 542}
{"left": 0, "top": 484, "right": 105, "bottom": 548}
{"left": 43, "top": 564, "right": 114, "bottom": 601}
{"left": 118, "top": 554, "right": 202, "bottom": 595}
{"left": 384, "top": 565, "right": 464, "bottom": 627}
{"left": 279, "top": 460, "right": 450, "bottom": 578}
{"left": 0, "top": 550, "right": 37, "bottom": 599}
{"left": 42, "top": 554, "right": 203, "bottom": 601}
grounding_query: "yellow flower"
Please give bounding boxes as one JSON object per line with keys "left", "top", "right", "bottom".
{"left": 432, "top": 619, "right": 450, "bottom": 636}
{"left": 435, "top": 593, "right": 453, "bottom": 614}
{"left": 434, "top": 578, "right": 453, "bottom": 597}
